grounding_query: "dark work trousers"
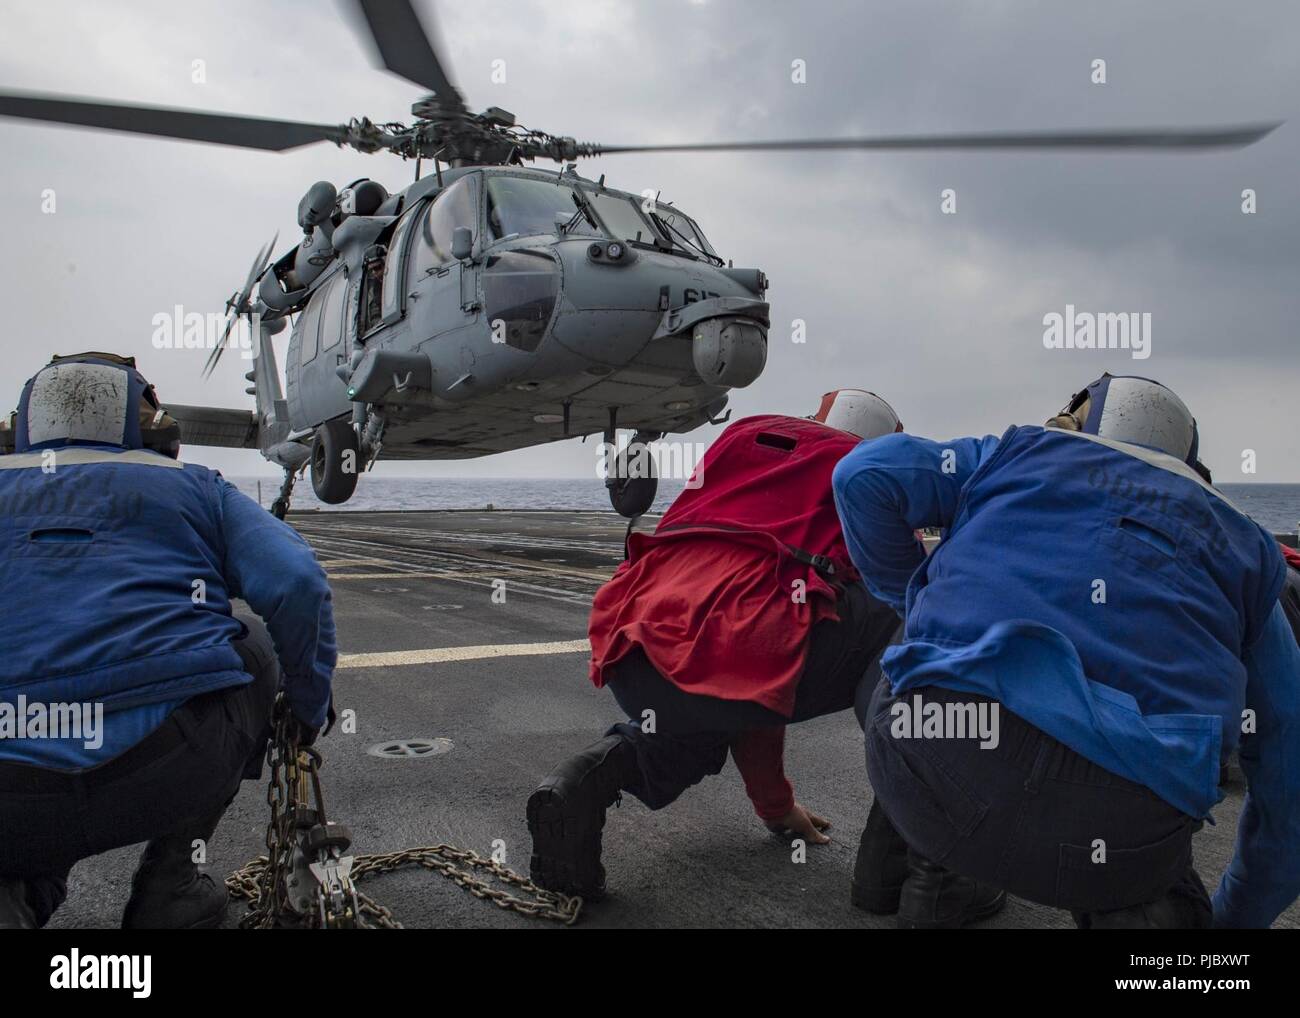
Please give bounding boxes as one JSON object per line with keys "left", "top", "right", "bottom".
{"left": 0, "top": 618, "right": 280, "bottom": 926}
{"left": 864, "top": 679, "right": 1212, "bottom": 925}
{"left": 607, "top": 582, "right": 901, "bottom": 810}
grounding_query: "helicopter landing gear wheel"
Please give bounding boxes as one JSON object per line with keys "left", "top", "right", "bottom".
{"left": 310, "top": 420, "right": 360, "bottom": 505}
{"left": 606, "top": 432, "right": 658, "bottom": 518}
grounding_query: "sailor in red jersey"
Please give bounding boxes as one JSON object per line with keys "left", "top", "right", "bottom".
{"left": 527, "top": 391, "right": 907, "bottom": 900}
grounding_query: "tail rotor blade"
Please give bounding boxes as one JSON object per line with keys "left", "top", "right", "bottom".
{"left": 203, "top": 333, "right": 229, "bottom": 379}
{"left": 206, "top": 234, "right": 279, "bottom": 378}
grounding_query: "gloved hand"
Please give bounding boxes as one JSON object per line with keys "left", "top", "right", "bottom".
{"left": 285, "top": 712, "right": 320, "bottom": 748}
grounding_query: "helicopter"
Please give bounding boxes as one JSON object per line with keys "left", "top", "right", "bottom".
{"left": 0, "top": 1, "right": 1279, "bottom": 518}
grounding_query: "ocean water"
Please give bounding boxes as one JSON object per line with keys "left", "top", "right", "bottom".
{"left": 227, "top": 476, "right": 1300, "bottom": 536}
{"left": 1219, "top": 484, "right": 1300, "bottom": 536}
{"left": 228, "top": 475, "right": 689, "bottom": 516}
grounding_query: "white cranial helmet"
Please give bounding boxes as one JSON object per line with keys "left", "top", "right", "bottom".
{"left": 812, "top": 389, "right": 903, "bottom": 439}
{"left": 1050, "top": 373, "right": 1199, "bottom": 466}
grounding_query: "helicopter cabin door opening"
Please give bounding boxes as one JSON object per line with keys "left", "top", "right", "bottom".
{"left": 387, "top": 173, "right": 482, "bottom": 348}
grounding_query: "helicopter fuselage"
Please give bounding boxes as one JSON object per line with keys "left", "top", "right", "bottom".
{"left": 271, "top": 165, "right": 770, "bottom": 464}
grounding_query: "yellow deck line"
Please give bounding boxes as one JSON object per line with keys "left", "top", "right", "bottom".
{"left": 337, "top": 639, "right": 591, "bottom": 669}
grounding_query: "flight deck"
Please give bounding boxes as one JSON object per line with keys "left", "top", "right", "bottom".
{"left": 45, "top": 510, "right": 1300, "bottom": 930}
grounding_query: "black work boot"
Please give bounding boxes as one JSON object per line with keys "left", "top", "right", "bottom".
{"left": 897, "top": 852, "right": 1007, "bottom": 929}
{"left": 527, "top": 733, "right": 640, "bottom": 899}
{"left": 851, "top": 799, "right": 910, "bottom": 913}
{"left": 1075, "top": 868, "right": 1213, "bottom": 929}
{"left": 0, "top": 879, "right": 37, "bottom": 930}
{"left": 122, "top": 822, "right": 228, "bottom": 930}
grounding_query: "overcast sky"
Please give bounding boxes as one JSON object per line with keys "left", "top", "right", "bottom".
{"left": 1, "top": 0, "right": 1296, "bottom": 482}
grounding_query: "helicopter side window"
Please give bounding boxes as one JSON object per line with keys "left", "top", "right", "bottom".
{"left": 319, "top": 271, "right": 347, "bottom": 352}
{"left": 486, "top": 176, "right": 598, "bottom": 241}
{"left": 408, "top": 175, "right": 478, "bottom": 284}
{"left": 297, "top": 294, "right": 324, "bottom": 366}
{"left": 380, "top": 203, "right": 422, "bottom": 323}
{"left": 587, "top": 191, "right": 655, "bottom": 245}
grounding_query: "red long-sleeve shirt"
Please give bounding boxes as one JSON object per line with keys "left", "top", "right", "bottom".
{"left": 589, "top": 416, "right": 860, "bottom": 819}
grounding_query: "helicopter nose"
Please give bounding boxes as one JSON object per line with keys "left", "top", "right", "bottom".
{"left": 546, "top": 239, "right": 770, "bottom": 383}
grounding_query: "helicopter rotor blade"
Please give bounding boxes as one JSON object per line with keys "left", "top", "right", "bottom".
{"left": 205, "top": 234, "right": 278, "bottom": 379}
{"left": 0, "top": 91, "right": 347, "bottom": 151}
{"left": 351, "top": 0, "right": 466, "bottom": 114}
{"left": 591, "top": 123, "right": 1282, "bottom": 156}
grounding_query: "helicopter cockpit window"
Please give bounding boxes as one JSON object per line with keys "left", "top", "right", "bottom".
{"left": 482, "top": 249, "right": 559, "bottom": 353}
{"left": 653, "top": 204, "right": 719, "bottom": 259}
{"left": 486, "top": 176, "right": 598, "bottom": 241}
{"left": 586, "top": 191, "right": 655, "bottom": 245}
{"left": 408, "top": 175, "right": 478, "bottom": 283}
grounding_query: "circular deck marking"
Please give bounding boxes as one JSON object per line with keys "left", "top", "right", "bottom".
{"left": 367, "top": 738, "right": 453, "bottom": 759}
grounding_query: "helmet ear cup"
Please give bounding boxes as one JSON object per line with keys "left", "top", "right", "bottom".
{"left": 1047, "top": 393, "right": 1091, "bottom": 431}
{"left": 144, "top": 423, "right": 181, "bottom": 459}
{"left": 140, "top": 405, "right": 181, "bottom": 458}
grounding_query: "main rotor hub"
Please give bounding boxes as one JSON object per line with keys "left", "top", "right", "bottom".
{"left": 410, "top": 92, "right": 468, "bottom": 123}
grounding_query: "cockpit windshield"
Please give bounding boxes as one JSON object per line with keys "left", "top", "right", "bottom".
{"left": 483, "top": 175, "right": 721, "bottom": 261}
{"left": 486, "top": 175, "right": 600, "bottom": 240}
{"left": 652, "top": 204, "right": 719, "bottom": 259}
{"left": 585, "top": 191, "right": 656, "bottom": 245}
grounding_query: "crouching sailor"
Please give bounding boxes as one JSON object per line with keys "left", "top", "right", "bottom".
{"left": 0, "top": 353, "right": 337, "bottom": 929}
{"left": 527, "top": 390, "right": 906, "bottom": 899}
{"left": 833, "top": 373, "right": 1300, "bottom": 929}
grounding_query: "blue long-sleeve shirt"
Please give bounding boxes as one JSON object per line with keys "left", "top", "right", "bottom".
{"left": 833, "top": 431, "right": 1300, "bottom": 928}
{"left": 216, "top": 478, "right": 337, "bottom": 730}
{"left": 0, "top": 469, "right": 335, "bottom": 769}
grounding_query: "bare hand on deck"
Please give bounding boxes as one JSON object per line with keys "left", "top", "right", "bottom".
{"left": 766, "top": 803, "right": 832, "bottom": 844}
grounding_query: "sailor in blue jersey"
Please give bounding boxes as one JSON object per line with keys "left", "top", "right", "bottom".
{"left": 0, "top": 353, "right": 337, "bottom": 929}
{"left": 833, "top": 374, "right": 1300, "bottom": 929}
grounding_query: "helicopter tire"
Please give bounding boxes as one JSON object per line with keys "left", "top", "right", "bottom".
{"left": 270, "top": 498, "right": 289, "bottom": 521}
{"left": 310, "top": 419, "right": 360, "bottom": 505}
{"left": 607, "top": 439, "right": 657, "bottom": 518}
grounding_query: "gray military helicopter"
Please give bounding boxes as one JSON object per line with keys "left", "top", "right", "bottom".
{"left": 0, "top": 1, "right": 1278, "bottom": 517}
